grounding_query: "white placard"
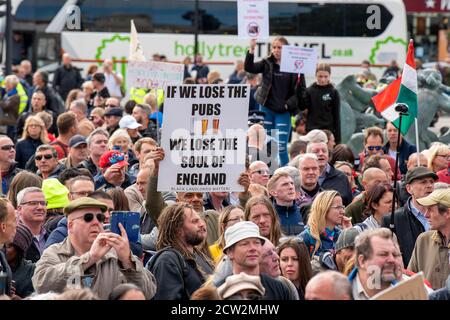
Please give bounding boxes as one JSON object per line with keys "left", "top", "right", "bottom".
{"left": 126, "top": 60, "right": 184, "bottom": 89}
{"left": 157, "top": 85, "right": 250, "bottom": 192}
{"left": 280, "top": 45, "right": 318, "bottom": 75}
{"left": 237, "top": 0, "right": 269, "bottom": 39}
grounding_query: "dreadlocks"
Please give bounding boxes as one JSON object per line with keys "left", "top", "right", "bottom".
{"left": 156, "top": 202, "right": 215, "bottom": 278}
{"left": 156, "top": 203, "right": 192, "bottom": 257}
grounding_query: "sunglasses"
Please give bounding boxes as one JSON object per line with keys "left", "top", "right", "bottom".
{"left": 367, "top": 146, "right": 382, "bottom": 151}
{"left": 0, "top": 145, "right": 15, "bottom": 151}
{"left": 35, "top": 154, "right": 54, "bottom": 161}
{"left": 72, "top": 212, "right": 106, "bottom": 223}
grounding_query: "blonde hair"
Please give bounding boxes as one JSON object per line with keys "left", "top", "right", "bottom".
{"left": 4, "top": 75, "right": 19, "bottom": 88}
{"left": 307, "top": 190, "right": 340, "bottom": 256}
{"left": 22, "top": 115, "right": 50, "bottom": 143}
{"left": 427, "top": 143, "right": 450, "bottom": 172}
{"left": 143, "top": 92, "right": 158, "bottom": 110}
{"left": 267, "top": 172, "right": 291, "bottom": 194}
{"left": 216, "top": 205, "right": 244, "bottom": 250}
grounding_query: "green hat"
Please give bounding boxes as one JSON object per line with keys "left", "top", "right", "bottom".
{"left": 64, "top": 197, "right": 107, "bottom": 216}
{"left": 42, "top": 178, "right": 70, "bottom": 210}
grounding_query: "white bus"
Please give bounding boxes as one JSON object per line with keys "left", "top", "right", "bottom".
{"left": 2, "top": 0, "right": 407, "bottom": 82}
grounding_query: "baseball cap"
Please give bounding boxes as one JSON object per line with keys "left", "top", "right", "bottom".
{"left": 335, "top": 228, "right": 360, "bottom": 252}
{"left": 69, "top": 134, "right": 88, "bottom": 148}
{"left": 64, "top": 197, "right": 107, "bottom": 216}
{"left": 299, "top": 129, "right": 328, "bottom": 143}
{"left": 223, "top": 221, "right": 266, "bottom": 252}
{"left": 416, "top": 189, "right": 450, "bottom": 207}
{"left": 119, "top": 115, "right": 142, "bottom": 130}
{"left": 217, "top": 272, "right": 265, "bottom": 299}
{"left": 98, "top": 150, "right": 128, "bottom": 169}
{"left": 104, "top": 107, "right": 123, "bottom": 117}
{"left": 405, "top": 167, "right": 438, "bottom": 185}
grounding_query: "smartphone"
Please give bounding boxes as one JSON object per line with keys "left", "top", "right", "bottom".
{"left": 110, "top": 211, "right": 140, "bottom": 243}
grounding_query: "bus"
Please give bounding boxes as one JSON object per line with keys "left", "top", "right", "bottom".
{"left": 2, "top": 0, "right": 407, "bottom": 82}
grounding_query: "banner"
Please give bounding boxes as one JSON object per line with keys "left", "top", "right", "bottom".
{"left": 237, "top": 0, "right": 269, "bottom": 39}
{"left": 158, "top": 85, "right": 250, "bottom": 192}
{"left": 280, "top": 45, "right": 318, "bottom": 75}
{"left": 126, "top": 60, "right": 184, "bottom": 89}
{"left": 371, "top": 272, "right": 429, "bottom": 300}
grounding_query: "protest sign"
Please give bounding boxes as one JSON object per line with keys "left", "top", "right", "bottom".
{"left": 280, "top": 45, "right": 318, "bottom": 75}
{"left": 237, "top": 0, "right": 269, "bottom": 39}
{"left": 158, "top": 85, "right": 250, "bottom": 192}
{"left": 126, "top": 60, "right": 184, "bottom": 89}
{"left": 371, "top": 272, "right": 429, "bottom": 300}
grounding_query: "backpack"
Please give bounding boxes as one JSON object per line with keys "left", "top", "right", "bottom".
{"left": 145, "top": 247, "right": 190, "bottom": 300}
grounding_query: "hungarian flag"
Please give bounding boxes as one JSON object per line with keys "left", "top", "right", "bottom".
{"left": 372, "top": 40, "right": 418, "bottom": 135}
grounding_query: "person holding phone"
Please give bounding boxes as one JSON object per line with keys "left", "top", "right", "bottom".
{"left": 94, "top": 150, "right": 133, "bottom": 191}
{"left": 32, "top": 197, "right": 156, "bottom": 300}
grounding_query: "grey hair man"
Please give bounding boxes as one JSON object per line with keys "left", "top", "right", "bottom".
{"left": 16, "top": 187, "right": 48, "bottom": 262}
{"left": 350, "top": 228, "right": 403, "bottom": 300}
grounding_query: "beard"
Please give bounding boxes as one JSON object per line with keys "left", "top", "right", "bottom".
{"left": 380, "top": 263, "right": 401, "bottom": 283}
{"left": 185, "top": 231, "right": 205, "bottom": 246}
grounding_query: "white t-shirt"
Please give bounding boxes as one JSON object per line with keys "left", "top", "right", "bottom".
{"left": 104, "top": 72, "right": 123, "bottom": 98}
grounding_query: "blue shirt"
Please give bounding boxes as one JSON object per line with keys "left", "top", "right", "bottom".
{"left": 409, "top": 199, "right": 429, "bottom": 231}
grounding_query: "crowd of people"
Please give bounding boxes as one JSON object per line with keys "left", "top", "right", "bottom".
{"left": 0, "top": 38, "right": 449, "bottom": 301}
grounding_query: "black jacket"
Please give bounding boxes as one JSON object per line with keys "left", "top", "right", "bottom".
{"left": 321, "top": 165, "right": 352, "bottom": 206}
{"left": 0, "top": 248, "right": 12, "bottom": 296}
{"left": 53, "top": 64, "right": 83, "bottom": 100}
{"left": 15, "top": 137, "right": 43, "bottom": 169}
{"left": 382, "top": 139, "right": 417, "bottom": 175}
{"left": 244, "top": 51, "right": 305, "bottom": 115}
{"left": 11, "top": 258, "right": 36, "bottom": 298}
{"left": 381, "top": 198, "right": 425, "bottom": 267}
{"left": 1, "top": 162, "right": 22, "bottom": 196}
{"left": 299, "top": 83, "right": 341, "bottom": 143}
{"left": 77, "top": 157, "right": 100, "bottom": 177}
{"left": 147, "top": 248, "right": 211, "bottom": 300}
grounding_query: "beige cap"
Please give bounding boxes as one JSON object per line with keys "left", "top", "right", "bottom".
{"left": 417, "top": 189, "right": 450, "bottom": 207}
{"left": 217, "top": 272, "right": 265, "bottom": 299}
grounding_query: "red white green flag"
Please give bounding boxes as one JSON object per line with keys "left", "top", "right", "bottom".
{"left": 372, "top": 40, "right": 418, "bottom": 135}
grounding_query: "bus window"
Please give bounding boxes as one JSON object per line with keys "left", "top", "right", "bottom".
{"left": 77, "top": 0, "right": 194, "bottom": 33}
{"left": 197, "top": 1, "right": 237, "bottom": 34}
{"left": 269, "top": 2, "right": 393, "bottom": 37}
{"left": 15, "top": 0, "right": 66, "bottom": 25}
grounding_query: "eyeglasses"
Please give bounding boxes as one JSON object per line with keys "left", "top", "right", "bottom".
{"left": 251, "top": 169, "right": 270, "bottom": 175}
{"left": 72, "top": 212, "right": 106, "bottom": 224}
{"left": 0, "top": 145, "right": 15, "bottom": 151}
{"left": 35, "top": 154, "right": 54, "bottom": 161}
{"left": 367, "top": 146, "right": 382, "bottom": 151}
{"left": 21, "top": 201, "right": 47, "bottom": 207}
{"left": 437, "top": 154, "right": 450, "bottom": 160}
{"left": 29, "top": 124, "right": 41, "bottom": 129}
{"left": 330, "top": 205, "right": 345, "bottom": 211}
{"left": 108, "top": 153, "right": 125, "bottom": 164}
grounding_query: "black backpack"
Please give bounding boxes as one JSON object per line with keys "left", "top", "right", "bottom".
{"left": 145, "top": 247, "right": 190, "bottom": 299}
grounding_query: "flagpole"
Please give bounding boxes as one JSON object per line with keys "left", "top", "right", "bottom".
{"left": 415, "top": 118, "right": 420, "bottom": 166}
{"left": 390, "top": 103, "right": 409, "bottom": 233}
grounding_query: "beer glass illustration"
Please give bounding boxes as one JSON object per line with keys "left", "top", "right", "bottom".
{"left": 213, "top": 118, "right": 220, "bottom": 134}
{"left": 201, "top": 118, "right": 209, "bottom": 135}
